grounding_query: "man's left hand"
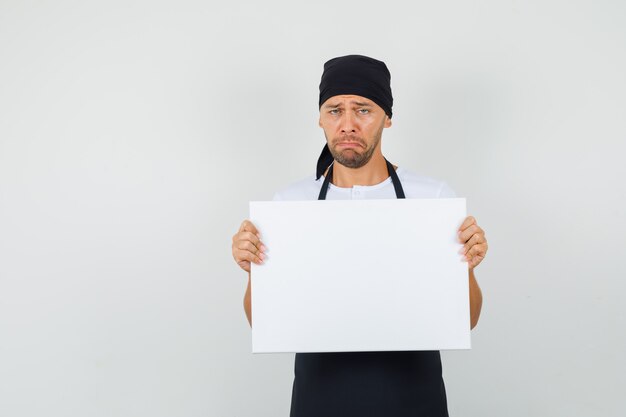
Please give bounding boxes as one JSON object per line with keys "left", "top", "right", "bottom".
{"left": 458, "top": 216, "right": 488, "bottom": 270}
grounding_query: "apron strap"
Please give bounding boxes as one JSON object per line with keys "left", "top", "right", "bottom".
{"left": 386, "top": 159, "right": 405, "bottom": 199}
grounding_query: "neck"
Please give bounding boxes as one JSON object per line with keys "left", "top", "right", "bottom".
{"left": 330, "top": 152, "right": 390, "bottom": 188}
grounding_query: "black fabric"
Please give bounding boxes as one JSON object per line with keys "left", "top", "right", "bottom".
{"left": 290, "top": 351, "right": 448, "bottom": 417}
{"left": 291, "top": 164, "right": 449, "bottom": 417}
{"left": 316, "top": 144, "right": 333, "bottom": 181}
{"left": 316, "top": 55, "right": 393, "bottom": 180}
{"left": 318, "top": 55, "right": 393, "bottom": 118}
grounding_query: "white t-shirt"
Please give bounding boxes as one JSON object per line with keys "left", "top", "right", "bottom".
{"left": 272, "top": 166, "right": 457, "bottom": 201}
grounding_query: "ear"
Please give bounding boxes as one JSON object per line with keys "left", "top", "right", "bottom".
{"left": 318, "top": 115, "right": 322, "bottom": 128}
{"left": 384, "top": 115, "right": 392, "bottom": 128}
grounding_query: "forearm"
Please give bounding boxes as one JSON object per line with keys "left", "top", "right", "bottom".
{"left": 469, "top": 268, "right": 483, "bottom": 329}
{"left": 244, "top": 273, "right": 252, "bottom": 326}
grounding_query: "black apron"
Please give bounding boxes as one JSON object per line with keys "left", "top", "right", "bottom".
{"left": 289, "top": 159, "right": 449, "bottom": 417}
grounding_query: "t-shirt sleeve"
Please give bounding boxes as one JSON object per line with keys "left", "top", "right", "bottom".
{"left": 437, "top": 182, "right": 457, "bottom": 198}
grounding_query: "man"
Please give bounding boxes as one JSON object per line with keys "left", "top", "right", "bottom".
{"left": 231, "top": 55, "right": 487, "bottom": 417}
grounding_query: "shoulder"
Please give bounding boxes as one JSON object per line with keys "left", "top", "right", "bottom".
{"left": 272, "top": 175, "right": 321, "bottom": 201}
{"left": 396, "top": 167, "right": 457, "bottom": 198}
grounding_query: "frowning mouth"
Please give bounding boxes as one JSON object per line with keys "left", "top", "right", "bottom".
{"left": 336, "top": 142, "right": 363, "bottom": 148}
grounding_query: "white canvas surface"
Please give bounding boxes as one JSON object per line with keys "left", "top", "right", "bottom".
{"left": 249, "top": 198, "right": 470, "bottom": 353}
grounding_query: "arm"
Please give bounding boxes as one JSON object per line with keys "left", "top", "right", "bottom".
{"left": 232, "top": 219, "right": 266, "bottom": 327}
{"left": 244, "top": 272, "right": 252, "bottom": 326}
{"left": 469, "top": 268, "right": 483, "bottom": 329}
{"left": 459, "top": 216, "right": 487, "bottom": 330}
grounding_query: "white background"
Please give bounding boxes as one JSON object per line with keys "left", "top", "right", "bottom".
{"left": 0, "top": 1, "right": 624, "bottom": 416}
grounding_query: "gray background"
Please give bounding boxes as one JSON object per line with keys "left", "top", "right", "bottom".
{"left": 1, "top": 0, "right": 625, "bottom": 416}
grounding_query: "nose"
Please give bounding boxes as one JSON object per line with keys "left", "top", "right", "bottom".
{"left": 339, "top": 111, "right": 356, "bottom": 134}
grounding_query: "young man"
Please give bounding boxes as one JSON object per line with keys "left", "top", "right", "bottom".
{"left": 231, "top": 55, "right": 487, "bottom": 417}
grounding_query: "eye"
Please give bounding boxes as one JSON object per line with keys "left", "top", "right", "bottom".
{"left": 329, "top": 109, "right": 340, "bottom": 115}
{"left": 358, "top": 108, "right": 370, "bottom": 114}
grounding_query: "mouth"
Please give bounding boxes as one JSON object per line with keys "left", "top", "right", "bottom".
{"left": 336, "top": 142, "right": 363, "bottom": 148}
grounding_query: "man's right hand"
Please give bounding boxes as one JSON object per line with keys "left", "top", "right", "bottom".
{"left": 231, "top": 220, "right": 267, "bottom": 273}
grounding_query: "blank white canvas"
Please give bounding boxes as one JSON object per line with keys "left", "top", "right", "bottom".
{"left": 249, "top": 198, "right": 470, "bottom": 353}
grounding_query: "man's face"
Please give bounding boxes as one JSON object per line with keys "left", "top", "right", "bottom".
{"left": 319, "top": 95, "right": 392, "bottom": 169}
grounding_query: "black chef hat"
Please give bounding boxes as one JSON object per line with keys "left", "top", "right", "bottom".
{"left": 316, "top": 55, "right": 393, "bottom": 179}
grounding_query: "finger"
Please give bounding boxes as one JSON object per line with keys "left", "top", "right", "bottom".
{"left": 240, "top": 220, "right": 261, "bottom": 238}
{"left": 469, "top": 245, "right": 486, "bottom": 265}
{"left": 234, "top": 247, "right": 264, "bottom": 265}
{"left": 239, "top": 231, "right": 266, "bottom": 253}
{"left": 460, "top": 233, "right": 482, "bottom": 254}
{"left": 468, "top": 253, "right": 485, "bottom": 269}
{"left": 231, "top": 231, "right": 267, "bottom": 270}
{"left": 458, "top": 216, "right": 476, "bottom": 232}
{"left": 232, "top": 231, "right": 266, "bottom": 254}
{"left": 466, "top": 243, "right": 487, "bottom": 261}
{"left": 237, "top": 240, "right": 266, "bottom": 260}
{"left": 237, "top": 259, "right": 251, "bottom": 273}
{"left": 459, "top": 224, "right": 482, "bottom": 243}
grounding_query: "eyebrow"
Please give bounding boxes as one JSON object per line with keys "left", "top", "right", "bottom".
{"left": 323, "top": 101, "right": 374, "bottom": 108}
